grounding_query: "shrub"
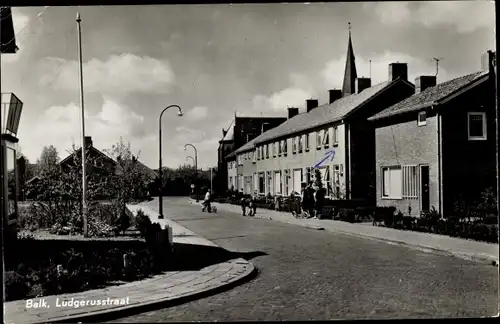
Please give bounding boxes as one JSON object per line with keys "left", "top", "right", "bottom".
{"left": 5, "top": 271, "right": 30, "bottom": 301}
{"left": 339, "top": 209, "right": 356, "bottom": 223}
{"left": 135, "top": 209, "right": 152, "bottom": 237}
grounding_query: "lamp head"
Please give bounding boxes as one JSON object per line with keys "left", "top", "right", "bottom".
{"left": 177, "top": 106, "right": 184, "bottom": 117}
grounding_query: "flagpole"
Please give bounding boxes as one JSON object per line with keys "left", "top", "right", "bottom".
{"left": 76, "top": 12, "right": 88, "bottom": 237}
{"left": 210, "top": 167, "right": 213, "bottom": 192}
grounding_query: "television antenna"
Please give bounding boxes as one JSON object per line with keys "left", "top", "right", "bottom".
{"left": 433, "top": 57, "right": 444, "bottom": 77}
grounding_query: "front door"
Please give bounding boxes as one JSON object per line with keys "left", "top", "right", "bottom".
{"left": 420, "top": 165, "right": 430, "bottom": 212}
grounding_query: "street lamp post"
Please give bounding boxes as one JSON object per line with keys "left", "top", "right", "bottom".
{"left": 184, "top": 144, "right": 198, "bottom": 202}
{"left": 186, "top": 156, "right": 195, "bottom": 195}
{"left": 158, "top": 105, "right": 183, "bottom": 219}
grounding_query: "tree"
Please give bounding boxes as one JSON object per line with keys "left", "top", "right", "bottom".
{"left": 36, "top": 145, "right": 60, "bottom": 175}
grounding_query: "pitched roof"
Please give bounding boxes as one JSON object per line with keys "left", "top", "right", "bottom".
{"left": 369, "top": 70, "right": 489, "bottom": 121}
{"left": 59, "top": 145, "right": 156, "bottom": 180}
{"left": 230, "top": 132, "right": 267, "bottom": 156}
{"left": 134, "top": 160, "right": 158, "bottom": 180}
{"left": 59, "top": 146, "right": 116, "bottom": 166}
{"left": 253, "top": 79, "right": 400, "bottom": 144}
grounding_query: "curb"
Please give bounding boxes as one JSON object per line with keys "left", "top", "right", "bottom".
{"left": 206, "top": 200, "right": 498, "bottom": 266}
{"left": 45, "top": 259, "right": 258, "bottom": 324}
{"left": 324, "top": 227, "right": 499, "bottom": 266}
{"left": 39, "top": 202, "right": 259, "bottom": 323}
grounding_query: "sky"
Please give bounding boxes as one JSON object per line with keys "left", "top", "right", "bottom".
{"left": 1, "top": 2, "right": 496, "bottom": 170}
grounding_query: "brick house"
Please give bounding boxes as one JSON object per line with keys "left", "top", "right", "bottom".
{"left": 368, "top": 51, "right": 497, "bottom": 217}
{"left": 216, "top": 115, "right": 287, "bottom": 194}
{"left": 230, "top": 31, "right": 415, "bottom": 203}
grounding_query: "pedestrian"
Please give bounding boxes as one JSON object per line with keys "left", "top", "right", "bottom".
{"left": 240, "top": 189, "right": 247, "bottom": 216}
{"left": 300, "top": 182, "right": 310, "bottom": 218}
{"left": 202, "top": 189, "right": 212, "bottom": 212}
{"left": 248, "top": 190, "right": 258, "bottom": 216}
{"left": 314, "top": 184, "right": 326, "bottom": 219}
{"left": 306, "top": 181, "right": 316, "bottom": 218}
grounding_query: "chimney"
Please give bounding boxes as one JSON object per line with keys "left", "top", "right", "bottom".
{"left": 328, "top": 89, "right": 342, "bottom": 104}
{"left": 84, "top": 136, "right": 93, "bottom": 148}
{"left": 388, "top": 63, "right": 408, "bottom": 81}
{"left": 355, "top": 78, "right": 371, "bottom": 94}
{"left": 306, "top": 99, "right": 319, "bottom": 112}
{"left": 415, "top": 76, "right": 437, "bottom": 94}
{"left": 287, "top": 107, "right": 299, "bottom": 119}
{"left": 481, "top": 50, "right": 496, "bottom": 73}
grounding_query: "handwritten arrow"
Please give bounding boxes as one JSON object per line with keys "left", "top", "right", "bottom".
{"left": 313, "top": 149, "right": 336, "bottom": 169}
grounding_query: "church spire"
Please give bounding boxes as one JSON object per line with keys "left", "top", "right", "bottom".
{"left": 342, "top": 22, "right": 358, "bottom": 97}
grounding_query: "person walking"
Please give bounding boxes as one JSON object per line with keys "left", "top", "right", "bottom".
{"left": 248, "top": 190, "right": 258, "bottom": 216}
{"left": 299, "top": 182, "right": 310, "bottom": 218}
{"left": 240, "top": 189, "right": 247, "bottom": 216}
{"left": 305, "top": 181, "right": 316, "bottom": 218}
{"left": 314, "top": 183, "right": 326, "bottom": 219}
{"left": 202, "top": 189, "right": 212, "bottom": 212}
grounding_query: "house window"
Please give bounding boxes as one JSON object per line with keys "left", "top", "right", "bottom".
{"left": 274, "top": 171, "right": 282, "bottom": 195}
{"left": 278, "top": 140, "right": 283, "bottom": 156}
{"left": 319, "top": 166, "right": 331, "bottom": 197}
{"left": 468, "top": 112, "right": 487, "bottom": 140}
{"left": 293, "top": 168, "right": 303, "bottom": 194}
{"left": 402, "top": 165, "right": 418, "bottom": 199}
{"left": 284, "top": 169, "right": 290, "bottom": 196}
{"left": 323, "top": 128, "right": 330, "bottom": 148}
{"left": 238, "top": 175, "right": 244, "bottom": 191}
{"left": 266, "top": 144, "right": 270, "bottom": 159}
{"left": 417, "top": 111, "right": 427, "bottom": 126}
{"left": 316, "top": 131, "right": 322, "bottom": 149}
{"left": 266, "top": 171, "right": 273, "bottom": 194}
{"left": 273, "top": 142, "right": 277, "bottom": 157}
{"left": 298, "top": 135, "right": 303, "bottom": 153}
{"left": 252, "top": 151, "right": 256, "bottom": 163}
{"left": 305, "top": 167, "right": 312, "bottom": 184}
{"left": 258, "top": 172, "right": 265, "bottom": 194}
{"left": 253, "top": 173, "right": 258, "bottom": 192}
{"left": 229, "top": 176, "right": 233, "bottom": 188}
{"left": 283, "top": 139, "right": 288, "bottom": 156}
{"left": 382, "top": 166, "right": 402, "bottom": 199}
{"left": 333, "top": 165, "right": 341, "bottom": 199}
{"left": 305, "top": 133, "right": 310, "bottom": 151}
{"left": 332, "top": 126, "right": 339, "bottom": 146}
{"left": 292, "top": 137, "right": 297, "bottom": 154}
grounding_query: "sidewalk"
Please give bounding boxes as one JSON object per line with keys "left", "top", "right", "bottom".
{"left": 195, "top": 199, "right": 499, "bottom": 266}
{"left": 4, "top": 203, "right": 256, "bottom": 324}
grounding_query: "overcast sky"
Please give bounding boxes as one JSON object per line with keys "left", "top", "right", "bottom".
{"left": 2, "top": 2, "right": 495, "bottom": 169}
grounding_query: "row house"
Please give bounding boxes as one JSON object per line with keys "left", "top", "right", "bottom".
{"left": 226, "top": 30, "right": 416, "bottom": 202}
{"left": 217, "top": 115, "right": 287, "bottom": 194}
{"left": 369, "top": 50, "right": 497, "bottom": 217}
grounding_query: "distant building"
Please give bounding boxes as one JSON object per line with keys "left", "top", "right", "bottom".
{"left": 216, "top": 115, "right": 287, "bottom": 194}
{"left": 25, "top": 136, "right": 157, "bottom": 200}
{"left": 369, "top": 50, "right": 497, "bottom": 217}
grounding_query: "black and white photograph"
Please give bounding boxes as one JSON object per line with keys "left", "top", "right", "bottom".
{"left": 1, "top": 1, "right": 498, "bottom": 322}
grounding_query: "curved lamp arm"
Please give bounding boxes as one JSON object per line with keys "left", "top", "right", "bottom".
{"left": 184, "top": 143, "right": 197, "bottom": 155}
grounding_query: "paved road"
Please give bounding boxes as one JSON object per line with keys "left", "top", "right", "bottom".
{"left": 111, "top": 197, "right": 498, "bottom": 321}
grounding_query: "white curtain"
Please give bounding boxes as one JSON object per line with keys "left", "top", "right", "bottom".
{"left": 293, "top": 169, "right": 302, "bottom": 193}
{"left": 274, "top": 171, "right": 282, "bottom": 194}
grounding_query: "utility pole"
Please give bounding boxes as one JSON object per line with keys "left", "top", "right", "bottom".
{"left": 210, "top": 167, "right": 213, "bottom": 192}
{"left": 76, "top": 12, "right": 88, "bottom": 237}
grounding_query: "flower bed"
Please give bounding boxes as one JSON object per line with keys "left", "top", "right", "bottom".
{"left": 6, "top": 210, "right": 174, "bottom": 302}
